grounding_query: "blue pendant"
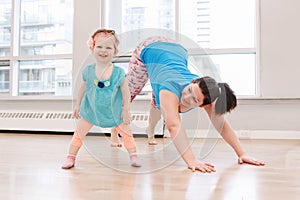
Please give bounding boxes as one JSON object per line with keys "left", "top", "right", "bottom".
{"left": 97, "top": 81, "right": 105, "bottom": 88}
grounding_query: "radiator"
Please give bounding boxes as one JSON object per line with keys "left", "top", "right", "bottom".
{"left": 1, "top": 110, "right": 299, "bottom": 139}
{"left": 0, "top": 111, "right": 164, "bottom": 136}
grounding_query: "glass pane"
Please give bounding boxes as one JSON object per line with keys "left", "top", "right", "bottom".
{"left": 114, "top": 61, "right": 152, "bottom": 94}
{"left": 213, "top": 54, "right": 256, "bottom": 96}
{"left": 0, "top": 61, "right": 10, "bottom": 94}
{"left": 18, "top": 59, "right": 72, "bottom": 96}
{"left": 114, "top": 54, "right": 255, "bottom": 96}
{"left": 109, "top": 0, "right": 175, "bottom": 32}
{"left": 179, "top": 0, "right": 256, "bottom": 49}
{"left": 190, "top": 54, "right": 256, "bottom": 96}
{"left": 0, "top": 0, "right": 12, "bottom": 56}
{"left": 20, "top": 0, "right": 73, "bottom": 56}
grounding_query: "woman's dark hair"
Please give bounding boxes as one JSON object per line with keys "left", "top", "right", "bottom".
{"left": 195, "top": 76, "right": 237, "bottom": 115}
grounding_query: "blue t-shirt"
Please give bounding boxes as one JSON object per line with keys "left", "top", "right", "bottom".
{"left": 140, "top": 42, "right": 199, "bottom": 108}
{"left": 79, "top": 64, "right": 125, "bottom": 128}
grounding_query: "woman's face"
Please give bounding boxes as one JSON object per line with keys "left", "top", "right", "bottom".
{"left": 180, "top": 83, "right": 204, "bottom": 108}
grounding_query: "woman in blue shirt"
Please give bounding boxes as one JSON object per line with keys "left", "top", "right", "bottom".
{"left": 126, "top": 36, "right": 265, "bottom": 173}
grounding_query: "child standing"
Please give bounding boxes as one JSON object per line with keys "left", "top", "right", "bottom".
{"left": 61, "top": 29, "right": 141, "bottom": 169}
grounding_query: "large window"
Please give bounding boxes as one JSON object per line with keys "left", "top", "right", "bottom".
{"left": 1, "top": 0, "right": 256, "bottom": 97}
{"left": 105, "top": 0, "right": 257, "bottom": 96}
{"left": 0, "top": 0, "right": 73, "bottom": 97}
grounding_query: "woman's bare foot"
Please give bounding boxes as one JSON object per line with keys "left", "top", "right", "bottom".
{"left": 148, "top": 137, "right": 158, "bottom": 145}
{"left": 111, "top": 130, "right": 122, "bottom": 147}
{"left": 111, "top": 143, "right": 122, "bottom": 147}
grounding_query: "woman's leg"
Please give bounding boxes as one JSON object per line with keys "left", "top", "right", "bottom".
{"left": 115, "top": 124, "right": 141, "bottom": 167}
{"left": 127, "top": 36, "right": 173, "bottom": 145}
{"left": 146, "top": 101, "right": 162, "bottom": 145}
{"left": 61, "top": 118, "right": 93, "bottom": 169}
{"left": 127, "top": 36, "right": 174, "bottom": 102}
{"left": 126, "top": 43, "right": 149, "bottom": 102}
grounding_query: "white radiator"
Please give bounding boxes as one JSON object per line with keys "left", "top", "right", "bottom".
{"left": 1, "top": 110, "right": 299, "bottom": 139}
{"left": 0, "top": 110, "right": 164, "bottom": 136}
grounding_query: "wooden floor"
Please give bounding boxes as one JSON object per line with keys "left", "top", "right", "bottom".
{"left": 1, "top": 133, "right": 300, "bottom": 200}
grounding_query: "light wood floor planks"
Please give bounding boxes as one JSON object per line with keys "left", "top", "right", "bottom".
{"left": 0, "top": 133, "right": 300, "bottom": 200}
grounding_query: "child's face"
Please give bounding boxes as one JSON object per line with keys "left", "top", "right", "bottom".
{"left": 92, "top": 35, "right": 116, "bottom": 63}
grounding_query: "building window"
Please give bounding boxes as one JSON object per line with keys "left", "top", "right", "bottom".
{"left": 20, "top": 0, "right": 73, "bottom": 56}
{"left": 121, "top": 0, "right": 175, "bottom": 31}
{"left": 105, "top": 0, "right": 257, "bottom": 96}
{"left": 0, "top": 0, "right": 12, "bottom": 57}
{"left": 0, "top": 61, "right": 10, "bottom": 94}
{"left": 0, "top": 0, "right": 73, "bottom": 97}
{"left": 18, "top": 59, "right": 72, "bottom": 96}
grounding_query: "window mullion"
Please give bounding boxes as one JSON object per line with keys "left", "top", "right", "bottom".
{"left": 175, "top": 0, "right": 179, "bottom": 33}
{"left": 15, "top": 54, "right": 73, "bottom": 61}
{"left": 11, "top": 0, "right": 21, "bottom": 96}
{"left": 12, "top": 0, "right": 21, "bottom": 56}
{"left": 188, "top": 48, "right": 256, "bottom": 56}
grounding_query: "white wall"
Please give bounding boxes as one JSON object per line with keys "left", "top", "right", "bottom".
{"left": 259, "top": 0, "right": 300, "bottom": 98}
{"left": 72, "top": 0, "right": 100, "bottom": 96}
{"left": 0, "top": 0, "right": 299, "bottom": 135}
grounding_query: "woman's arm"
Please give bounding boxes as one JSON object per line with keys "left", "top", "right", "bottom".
{"left": 160, "top": 90, "right": 216, "bottom": 172}
{"left": 120, "top": 78, "right": 131, "bottom": 124}
{"left": 203, "top": 103, "right": 265, "bottom": 166}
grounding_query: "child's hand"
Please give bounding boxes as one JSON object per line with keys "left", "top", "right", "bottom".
{"left": 121, "top": 109, "right": 131, "bottom": 124}
{"left": 72, "top": 107, "right": 80, "bottom": 119}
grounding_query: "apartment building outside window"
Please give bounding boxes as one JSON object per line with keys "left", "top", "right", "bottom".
{"left": 106, "top": 0, "right": 257, "bottom": 96}
{"left": 0, "top": 0, "right": 73, "bottom": 97}
{"left": 0, "top": 0, "right": 256, "bottom": 97}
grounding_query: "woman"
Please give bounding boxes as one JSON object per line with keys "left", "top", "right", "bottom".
{"left": 126, "top": 36, "right": 265, "bottom": 172}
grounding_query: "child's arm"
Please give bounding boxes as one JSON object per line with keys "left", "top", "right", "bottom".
{"left": 73, "top": 82, "right": 86, "bottom": 119}
{"left": 120, "top": 78, "right": 131, "bottom": 124}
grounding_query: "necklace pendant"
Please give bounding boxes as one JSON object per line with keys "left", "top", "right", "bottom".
{"left": 94, "top": 79, "right": 110, "bottom": 88}
{"left": 94, "top": 79, "right": 98, "bottom": 85}
{"left": 104, "top": 81, "right": 110, "bottom": 87}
